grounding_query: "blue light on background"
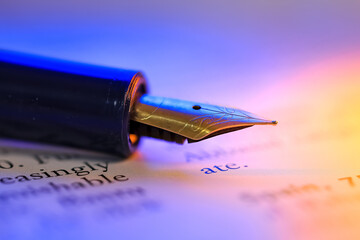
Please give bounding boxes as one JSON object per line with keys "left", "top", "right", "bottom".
{"left": 1, "top": 0, "right": 359, "bottom": 104}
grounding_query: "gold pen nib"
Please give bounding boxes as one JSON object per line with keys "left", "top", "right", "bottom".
{"left": 130, "top": 94, "right": 277, "bottom": 144}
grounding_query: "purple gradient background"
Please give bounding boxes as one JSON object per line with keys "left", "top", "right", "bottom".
{"left": 1, "top": 0, "right": 359, "bottom": 105}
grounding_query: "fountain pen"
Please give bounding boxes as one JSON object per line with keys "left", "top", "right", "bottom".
{"left": 0, "top": 50, "right": 277, "bottom": 157}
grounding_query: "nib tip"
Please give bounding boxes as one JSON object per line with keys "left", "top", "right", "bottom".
{"left": 272, "top": 120, "right": 278, "bottom": 125}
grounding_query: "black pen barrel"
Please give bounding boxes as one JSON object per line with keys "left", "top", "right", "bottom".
{"left": 0, "top": 50, "right": 147, "bottom": 157}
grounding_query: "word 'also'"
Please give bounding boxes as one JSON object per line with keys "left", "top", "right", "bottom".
{"left": 201, "top": 163, "right": 247, "bottom": 174}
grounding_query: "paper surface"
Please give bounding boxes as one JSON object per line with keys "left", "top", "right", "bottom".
{"left": 1, "top": 55, "right": 360, "bottom": 240}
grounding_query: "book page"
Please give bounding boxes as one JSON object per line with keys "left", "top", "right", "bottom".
{"left": 1, "top": 55, "right": 360, "bottom": 240}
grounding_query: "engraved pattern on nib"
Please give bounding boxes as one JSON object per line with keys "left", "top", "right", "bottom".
{"left": 179, "top": 106, "right": 267, "bottom": 139}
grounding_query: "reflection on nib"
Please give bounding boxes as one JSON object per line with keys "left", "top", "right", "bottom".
{"left": 130, "top": 94, "right": 277, "bottom": 144}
